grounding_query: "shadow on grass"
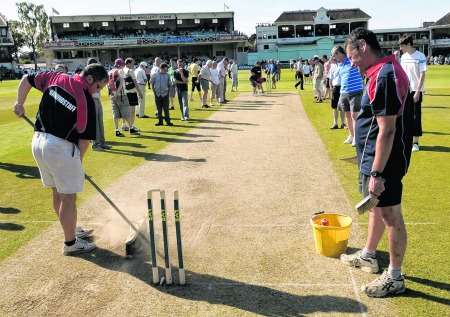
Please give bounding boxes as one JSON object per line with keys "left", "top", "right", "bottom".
{"left": 0, "top": 207, "right": 21, "bottom": 214}
{"left": 0, "top": 222, "right": 25, "bottom": 231}
{"left": 137, "top": 134, "right": 214, "bottom": 144}
{"left": 420, "top": 145, "right": 450, "bottom": 153}
{"left": 142, "top": 131, "right": 220, "bottom": 138}
{"left": 423, "top": 106, "right": 449, "bottom": 109}
{"left": 104, "top": 148, "right": 206, "bottom": 163}
{"left": 400, "top": 288, "right": 450, "bottom": 306}
{"left": 79, "top": 247, "right": 367, "bottom": 316}
{"left": 0, "top": 162, "right": 40, "bottom": 179}
{"left": 423, "top": 131, "right": 450, "bottom": 136}
{"left": 405, "top": 275, "right": 450, "bottom": 292}
{"left": 339, "top": 155, "right": 358, "bottom": 165}
{"left": 107, "top": 141, "right": 147, "bottom": 148}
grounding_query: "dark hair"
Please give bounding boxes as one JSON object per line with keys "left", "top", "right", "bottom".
{"left": 332, "top": 45, "right": 345, "bottom": 55}
{"left": 125, "top": 57, "right": 134, "bottom": 65}
{"left": 87, "top": 57, "right": 98, "bottom": 65}
{"left": 193, "top": 57, "right": 198, "bottom": 62}
{"left": 81, "top": 63, "right": 108, "bottom": 82}
{"left": 399, "top": 34, "right": 414, "bottom": 46}
{"left": 160, "top": 63, "right": 168, "bottom": 69}
{"left": 346, "top": 27, "right": 381, "bottom": 52}
{"left": 322, "top": 55, "right": 328, "bottom": 59}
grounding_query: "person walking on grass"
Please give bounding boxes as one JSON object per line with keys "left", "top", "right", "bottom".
{"left": 173, "top": 59, "right": 190, "bottom": 121}
{"left": 189, "top": 58, "right": 202, "bottom": 101}
{"left": 13, "top": 63, "right": 109, "bottom": 255}
{"left": 294, "top": 59, "right": 304, "bottom": 90}
{"left": 168, "top": 58, "right": 177, "bottom": 110}
{"left": 399, "top": 34, "right": 427, "bottom": 152}
{"left": 135, "top": 61, "right": 149, "bottom": 118}
{"left": 217, "top": 57, "right": 229, "bottom": 104}
{"left": 151, "top": 63, "right": 173, "bottom": 126}
{"left": 198, "top": 60, "right": 213, "bottom": 108}
{"left": 340, "top": 28, "right": 413, "bottom": 298}
{"left": 108, "top": 58, "right": 139, "bottom": 137}
{"left": 333, "top": 45, "right": 364, "bottom": 146}
{"left": 88, "top": 58, "right": 112, "bottom": 151}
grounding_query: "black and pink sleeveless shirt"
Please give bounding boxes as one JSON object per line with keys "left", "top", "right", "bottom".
{"left": 28, "top": 72, "right": 96, "bottom": 144}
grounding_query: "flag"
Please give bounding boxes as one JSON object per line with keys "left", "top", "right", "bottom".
{"left": 52, "top": 8, "right": 60, "bottom": 15}
{"left": 224, "top": 3, "right": 230, "bottom": 10}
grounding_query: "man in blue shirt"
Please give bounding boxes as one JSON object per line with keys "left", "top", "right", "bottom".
{"left": 333, "top": 45, "right": 364, "bottom": 146}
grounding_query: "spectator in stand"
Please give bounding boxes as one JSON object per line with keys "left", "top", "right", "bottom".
{"left": 109, "top": 58, "right": 139, "bottom": 137}
{"left": 328, "top": 56, "right": 345, "bottom": 129}
{"left": 333, "top": 45, "right": 364, "bottom": 146}
{"left": 399, "top": 34, "right": 427, "bottom": 152}
{"left": 217, "top": 57, "right": 229, "bottom": 104}
{"left": 122, "top": 58, "right": 140, "bottom": 133}
{"left": 135, "top": 62, "right": 149, "bottom": 118}
{"left": 173, "top": 59, "right": 190, "bottom": 121}
{"left": 150, "top": 63, "right": 173, "bottom": 126}
{"left": 312, "top": 56, "right": 324, "bottom": 103}
{"left": 210, "top": 61, "right": 220, "bottom": 105}
{"left": 229, "top": 59, "right": 239, "bottom": 92}
{"left": 88, "top": 58, "right": 111, "bottom": 151}
{"left": 189, "top": 58, "right": 202, "bottom": 102}
{"left": 198, "top": 60, "right": 213, "bottom": 108}
{"left": 322, "top": 55, "right": 331, "bottom": 100}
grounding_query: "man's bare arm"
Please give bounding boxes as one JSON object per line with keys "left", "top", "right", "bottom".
{"left": 13, "top": 76, "right": 33, "bottom": 116}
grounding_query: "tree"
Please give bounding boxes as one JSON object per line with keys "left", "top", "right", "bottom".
{"left": 15, "top": 2, "right": 49, "bottom": 70}
{"left": 8, "top": 20, "right": 25, "bottom": 62}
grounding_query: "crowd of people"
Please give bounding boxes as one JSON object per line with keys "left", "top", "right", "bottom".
{"left": 53, "top": 56, "right": 240, "bottom": 149}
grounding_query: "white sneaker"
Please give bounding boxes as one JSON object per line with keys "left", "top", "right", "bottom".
{"left": 63, "top": 238, "right": 96, "bottom": 256}
{"left": 412, "top": 144, "right": 420, "bottom": 152}
{"left": 344, "top": 135, "right": 353, "bottom": 144}
{"left": 361, "top": 270, "right": 406, "bottom": 297}
{"left": 351, "top": 138, "right": 356, "bottom": 147}
{"left": 75, "top": 227, "right": 93, "bottom": 239}
{"left": 340, "top": 250, "right": 379, "bottom": 273}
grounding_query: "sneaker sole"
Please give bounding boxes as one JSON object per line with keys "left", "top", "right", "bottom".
{"left": 64, "top": 245, "right": 96, "bottom": 256}
{"left": 363, "top": 286, "right": 406, "bottom": 298}
{"left": 341, "top": 259, "right": 379, "bottom": 274}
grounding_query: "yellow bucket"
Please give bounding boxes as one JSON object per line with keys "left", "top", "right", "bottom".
{"left": 310, "top": 212, "right": 352, "bottom": 258}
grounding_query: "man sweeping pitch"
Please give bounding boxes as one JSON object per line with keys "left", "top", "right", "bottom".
{"left": 13, "top": 63, "right": 108, "bottom": 255}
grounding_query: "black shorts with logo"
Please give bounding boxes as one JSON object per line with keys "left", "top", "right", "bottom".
{"left": 331, "top": 85, "right": 341, "bottom": 109}
{"left": 359, "top": 173, "right": 403, "bottom": 207}
{"left": 411, "top": 91, "right": 423, "bottom": 137}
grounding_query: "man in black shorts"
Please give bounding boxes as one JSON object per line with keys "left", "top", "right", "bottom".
{"left": 340, "top": 28, "right": 414, "bottom": 298}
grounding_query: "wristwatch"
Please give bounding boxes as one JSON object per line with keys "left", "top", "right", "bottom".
{"left": 370, "top": 171, "right": 383, "bottom": 178}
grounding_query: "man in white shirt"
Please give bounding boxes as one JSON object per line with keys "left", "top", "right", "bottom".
{"left": 198, "top": 60, "right": 213, "bottom": 108}
{"left": 302, "top": 61, "right": 311, "bottom": 83}
{"left": 217, "top": 57, "right": 229, "bottom": 104}
{"left": 135, "top": 62, "right": 149, "bottom": 118}
{"left": 294, "top": 60, "right": 304, "bottom": 90}
{"left": 229, "top": 59, "right": 238, "bottom": 92}
{"left": 327, "top": 57, "right": 345, "bottom": 129}
{"left": 399, "top": 34, "right": 427, "bottom": 152}
{"left": 210, "top": 61, "right": 220, "bottom": 105}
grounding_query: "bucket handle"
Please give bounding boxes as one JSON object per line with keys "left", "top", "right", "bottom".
{"left": 313, "top": 211, "right": 325, "bottom": 216}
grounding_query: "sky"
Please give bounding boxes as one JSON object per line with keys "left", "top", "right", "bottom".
{"left": 2, "top": 0, "right": 447, "bottom": 36}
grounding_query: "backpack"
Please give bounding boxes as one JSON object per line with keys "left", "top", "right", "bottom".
{"left": 107, "top": 68, "right": 120, "bottom": 95}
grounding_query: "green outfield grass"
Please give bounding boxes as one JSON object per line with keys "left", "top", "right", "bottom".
{"left": 300, "top": 65, "right": 450, "bottom": 316}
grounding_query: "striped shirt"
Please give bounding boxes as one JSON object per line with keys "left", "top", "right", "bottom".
{"left": 339, "top": 57, "right": 363, "bottom": 94}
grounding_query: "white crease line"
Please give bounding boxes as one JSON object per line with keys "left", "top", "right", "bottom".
{"left": 348, "top": 267, "right": 368, "bottom": 317}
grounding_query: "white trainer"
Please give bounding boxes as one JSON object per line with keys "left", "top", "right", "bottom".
{"left": 344, "top": 135, "right": 353, "bottom": 144}
{"left": 361, "top": 270, "right": 406, "bottom": 297}
{"left": 75, "top": 227, "right": 94, "bottom": 239}
{"left": 63, "top": 238, "right": 96, "bottom": 256}
{"left": 340, "top": 250, "right": 379, "bottom": 273}
{"left": 412, "top": 144, "right": 420, "bottom": 152}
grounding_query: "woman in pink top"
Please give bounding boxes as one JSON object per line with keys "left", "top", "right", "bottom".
{"left": 322, "top": 55, "right": 331, "bottom": 100}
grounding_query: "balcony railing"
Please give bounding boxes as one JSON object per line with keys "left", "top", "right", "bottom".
{"left": 430, "top": 38, "right": 450, "bottom": 46}
{"left": 44, "top": 33, "right": 248, "bottom": 48}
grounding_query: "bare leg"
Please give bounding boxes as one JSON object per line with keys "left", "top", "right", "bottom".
{"left": 351, "top": 111, "right": 358, "bottom": 138}
{"left": 53, "top": 189, "right": 77, "bottom": 242}
{"left": 381, "top": 204, "right": 407, "bottom": 268}
{"left": 365, "top": 207, "right": 386, "bottom": 252}
{"left": 345, "top": 111, "right": 354, "bottom": 137}
{"left": 129, "top": 107, "right": 136, "bottom": 126}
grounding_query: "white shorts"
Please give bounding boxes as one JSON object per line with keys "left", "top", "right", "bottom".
{"left": 32, "top": 132, "right": 84, "bottom": 194}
